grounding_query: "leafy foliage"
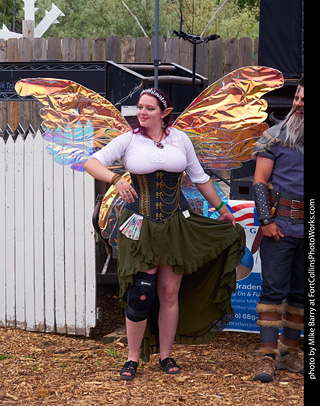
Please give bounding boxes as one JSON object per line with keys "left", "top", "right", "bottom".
{"left": 0, "top": 0, "right": 23, "bottom": 32}
{"left": 1, "top": 0, "right": 260, "bottom": 40}
{"left": 167, "top": 0, "right": 260, "bottom": 39}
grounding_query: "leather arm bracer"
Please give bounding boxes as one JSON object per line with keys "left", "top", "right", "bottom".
{"left": 252, "top": 182, "right": 275, "bottom": 225}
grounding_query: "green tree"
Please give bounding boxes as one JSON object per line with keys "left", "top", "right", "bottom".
{"left": 1, "top": 0, "right": 260, "bottom": 40}
{"left": 167, "top": 0, "right": 260, "bottom": 39}
{"left": 0, "top": 0, "right": 23, "bottom": 32}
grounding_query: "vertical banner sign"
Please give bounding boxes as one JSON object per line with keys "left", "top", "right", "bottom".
{"left": 225, "top": 200, "right": 261, "bottom": 333}
{"left": 203, "top": 199, "right": 261, "bottom": 333}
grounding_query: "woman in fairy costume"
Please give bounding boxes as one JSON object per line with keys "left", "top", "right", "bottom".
{"left": 84, "top": 88, "right": 245, "bottom": 380}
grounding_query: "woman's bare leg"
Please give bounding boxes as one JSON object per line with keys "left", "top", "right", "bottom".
{"left": 126, "top": 317, "right": 147, "bottom": 363}
{"left": 157, "top": 265, "right": 182, "bottom": 372}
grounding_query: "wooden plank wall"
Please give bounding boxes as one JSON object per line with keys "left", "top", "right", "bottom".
{"left": 0, "top": 35, "right": 259, "bottom": 132}
{"left": 0, "top": 130, "right": 96, "bottom": 335}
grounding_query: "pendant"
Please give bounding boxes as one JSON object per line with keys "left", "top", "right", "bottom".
{"left": 154, "top": 142, "right": 164, "bottom": 149}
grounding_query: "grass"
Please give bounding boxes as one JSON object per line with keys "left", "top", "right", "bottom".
{"left": 0, "top": 354, "right": 13, "bottom": 360}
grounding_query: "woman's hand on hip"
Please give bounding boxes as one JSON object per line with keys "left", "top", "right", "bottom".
{"left": 115, "top": 178, "right": 138, "bottom": 203}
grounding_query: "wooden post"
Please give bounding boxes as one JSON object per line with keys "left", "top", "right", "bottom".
{"left": 239, "top": 37, "right": 253, "bottom": 67}
{"left": 0, "top": 40, "right": 6, "bottom": 62}
{"left": 107, "top": 36, "right": 121, "bottom": 62}
{"left": 224, "top": 38, "right": 239, "bottom": 74}
{"left": 92, "top": 37, "right": 107, "bottom": 61}
{"left": 22, "top": 20, "right": 35, "bottom": 39}
{"left": 136, "top": 37, "right": 151, "bottom": 63}
{"left": 121, "top": 36, "right": 136, "bottom": 63}
{"left": 47, "top": 37, "right": 62, "bottom": 60}
{"left": 208, "top": 37, "right": 223, "bottom": 84}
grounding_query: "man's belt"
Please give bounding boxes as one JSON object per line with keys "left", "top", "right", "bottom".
{"left": 270, "top": 190, "right": 304, "bottom": 223}
{"left": 251, "top": 189, "right": 304, "bottom": 254}
{"left": 275, "top": 208, "right": 304, "bottom": 220}
{"left": 270, "top": 192, "right": 304, "bottom": 210}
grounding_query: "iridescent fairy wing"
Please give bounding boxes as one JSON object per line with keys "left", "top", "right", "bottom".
{"left": 15, "top": 78, "right": 132, "bottom": 171}
{"left": 181, "top": 175, "right": 228, "bottom": 218}
{"left": 173, "top": 66, "right": 284, "bottom": 170}
{"left": 99, "top": 172, "right": 132, "bottom": 247}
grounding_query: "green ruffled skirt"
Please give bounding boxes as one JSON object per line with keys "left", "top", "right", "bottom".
{"left": 117, "top": 208, "right": 246, "bottom": 360}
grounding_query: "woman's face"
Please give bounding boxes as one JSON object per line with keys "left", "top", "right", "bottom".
{"left": 136, "top": 94, "right": 163, "bottom": 130}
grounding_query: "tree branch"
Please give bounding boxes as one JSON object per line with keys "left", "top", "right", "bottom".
{"left": 121, "top": 0, "right": 149, "bottom": 39}
{"left": 201, "top": 0, "right": 230, "bottom": 38}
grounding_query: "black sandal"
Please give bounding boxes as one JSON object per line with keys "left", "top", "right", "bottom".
{"left": 120, "top": 360, "right": 138, "bottom": 380}
{"left": 159, "top": 357, "right": 181, "bottom": 375}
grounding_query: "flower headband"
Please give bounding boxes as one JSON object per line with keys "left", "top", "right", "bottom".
{"left": 140, "top": 88, "right": 168, "bottom": 109}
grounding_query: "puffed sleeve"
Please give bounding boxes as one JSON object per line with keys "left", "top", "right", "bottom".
{"left": 90, "top": 131, "right": 133, "bottom": 167}
{"left": 179, "top": 131, "right": 210, "bottom": 184}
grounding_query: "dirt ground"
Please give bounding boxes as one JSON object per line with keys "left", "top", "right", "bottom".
{"left": 0, "top": 294, "right": 304, "bottom": 406}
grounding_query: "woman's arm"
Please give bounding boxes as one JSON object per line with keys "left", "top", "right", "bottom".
{"left": 84, "top": 157, "right": 116, "bottom": 183}
{"left": 84, "top": 158, "right": 137, "bottom": 203}
{"left": 195, "top": 180, "right": 235, "bottom": 226}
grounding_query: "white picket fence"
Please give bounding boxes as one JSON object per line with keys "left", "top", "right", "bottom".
{"left": 0, "top": 130, "right": 96, "bottom": 336}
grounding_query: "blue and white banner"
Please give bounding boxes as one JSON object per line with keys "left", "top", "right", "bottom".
{"left": 225, "top": 200, "right": 261, "bottom": 333}
{"left": 202, "top": 197, "right": 262, "bottom": 333}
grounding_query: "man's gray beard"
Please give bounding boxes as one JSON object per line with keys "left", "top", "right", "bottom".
{"left": 281, "top": 108, "right": 304, "bottom": 147}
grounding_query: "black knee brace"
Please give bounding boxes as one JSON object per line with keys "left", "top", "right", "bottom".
{"left": 126, "top": 273, "right": 157, "bottom": 322}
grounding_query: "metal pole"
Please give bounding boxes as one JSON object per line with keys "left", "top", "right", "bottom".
{"left": 154, "top": 0, "right": 159, "bottom": 88}
{"left": 192, "top": 40, "right": 197, "bottom": 99}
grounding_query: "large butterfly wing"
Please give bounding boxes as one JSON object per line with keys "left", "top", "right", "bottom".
{"left": 181, "top": 174, "right": 228, "bottom": 218}
{"left": 15, "top": 78, "right": 131, "bottom": 171}
{"left": 98, "top": 172, "right": 132, "bottom": 247}
{"left": 173, "top": 66, "right": 284, "bottom": 170}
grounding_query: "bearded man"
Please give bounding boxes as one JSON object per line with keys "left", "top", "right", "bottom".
{"left": 252, "top": 76, "right": 304, "bottom": 382}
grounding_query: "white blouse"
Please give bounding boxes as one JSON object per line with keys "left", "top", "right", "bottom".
{"left": 91, "top": 127, "right": 210, "bottom": 184}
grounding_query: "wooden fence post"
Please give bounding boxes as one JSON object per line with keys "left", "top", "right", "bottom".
{"left": 179, "top": 39, "right": 193, "bottom": 71}
{"left": 62, "top": 37, "right": 77, "bottom": 61}
{"left": 22, "top": 20, "right": 34, "bottom": 39}
{"left": 47, "top": 37, "right": 62, "bottom": 60}
{"left": 121, "top": 36, "right": 135, "bottom": 63}
{"left": 224, "top": 37, "right": 239, "bottom": 74}
{"left": 164, "top": 37, "right": 179, "bottom": 65}
{"left": 208, "top": 37, "right": 223, "bottom": 84}
{"left": 18, "top": 37, "right": 33, "bottom": 61}
{"left": 92, "top": 37, "right": 107, "bottom": 61}
{"left": 77, "top": 37, "right": 91, "bottom": 61}
{"left": 253, "top": 38, "right": 259, "bottom": 65}
{"left": 6, "top": 38, "right": 19, "bottom": 62}
{"left": 106, "top": 36, "right": 121, "bottom": 62}
{"left": 196, "top": 41, "right": 208, "bottom": 78}
{"left": 0, "top": 39, "right": 6, "bottom": 62}
{"left": 239, "top": 37, "right": 253, "bottom": 67}
{"left": 136, "top": 37, "right": 151, "bottom": 63}
{"left": 33, "top": 37, "right": 47, "bottom": 60}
